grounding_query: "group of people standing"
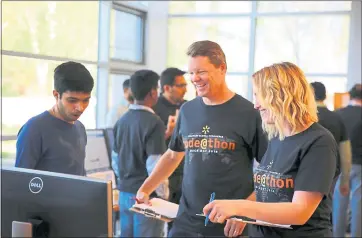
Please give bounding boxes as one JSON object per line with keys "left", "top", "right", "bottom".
{"left": 14, "top": 39, "right": 361, "bottom": 238}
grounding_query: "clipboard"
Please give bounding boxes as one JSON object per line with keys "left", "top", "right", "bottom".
{"left": 196, "top": 214, "right": 292, "bottom": 229}
{"left": 130, "top": 198, "right": 179, "bottom": 222}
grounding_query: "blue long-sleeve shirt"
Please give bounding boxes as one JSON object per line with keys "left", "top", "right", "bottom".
{"left": 15, "top": 111, "right": 87, "bottom": 176}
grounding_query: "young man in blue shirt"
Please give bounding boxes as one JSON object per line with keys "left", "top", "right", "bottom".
{"left": 15, "top": 61, "right": 94, "bottom": 176}
{"left": 113, "top": 69, "right": 168, "bottom": 237}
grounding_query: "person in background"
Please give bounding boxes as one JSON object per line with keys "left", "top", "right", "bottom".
{"left": 136, "top": 40, "right": 268, "bottom": 237}
{"left": 310, "top": 82, "right": 351, "bottom": 196}
{"left": 152, "top": 67, "right": 188, "bottom": 233}
{"left": 15, "top": 61, "right": 94, "bottom": 176}
{"left": 203, "top": 62, "right": 339, "bottom": 237}
{"left": 113, "top": 70, "right": 168, "bottom": 237}
{"left": 333, "top": 84, "right": 362, "bottom": 238}
{"left": 106, "top": 79, "right": 134, "bottom": 128}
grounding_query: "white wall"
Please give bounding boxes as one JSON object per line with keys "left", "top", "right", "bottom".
{"left": 347, "top": 1, "right": 361, "bottom": 89}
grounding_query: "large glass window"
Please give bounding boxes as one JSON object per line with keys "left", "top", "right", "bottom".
{"left": 2, "top": 1, "right": 99, "bottom": 61}
{"left": 225, "top": 75, "right": 249, "bottom": 99}
{"left": 168, "top": 1, "right": 352, "bottom": 104}
{"left": 110, "top": 5, "right": 145, "bottom": 63}
{"left": 254, "top": 15, "right": 350, "bottom": 74}
{"left": 168, "top": 18, "right": 251, "bottom": 72}
{"left": 2, "top": 55, "right": 98, "bottom": 135}
{"left": 1, "top": 139, "right": 17, "bottom": 166}
{"left": 108, "top": 74, "right": 131, "bottom": 112}
{"left": 257, "top": 1, "right": 351, "bottom": 13}
{"left": 169, "top": 1, "right": 252, "bottom": 14}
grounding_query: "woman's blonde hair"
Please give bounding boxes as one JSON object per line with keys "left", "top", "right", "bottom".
{"left": 252, "top": 62, "right": 318, "bottom": 140}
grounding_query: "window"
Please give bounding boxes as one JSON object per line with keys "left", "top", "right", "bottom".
{"left": 307, "top": 76, "right": 347, "bottom": 110}
{"left": 2, "top": 1, "right": 99, "bottom": 61}
{"left": 225, "top": 75, "right": 249, "bottom": 99}
{"left": 1, "top": 139, "right": 17, "bottom": 166}
{"left": 168, "top": 1, "right": 352, "bottom": 103}
{"left": 108, "top": 74, "right": 131, "bottom": 111}
{"left": 2, "top": 55, "right": 98, "bottom": 135}
{"left": 110, "top": 5, "right": 145, "bottom": 63}
{"left": 169, "top": 1, "right": 252, "bottom": 14}
{"left": 254, "top": 15, "right": 350, "bottom": 74}
{"left": 257, "top": 1, "right": 351, "bottom": 13}
{"left": 168, "top": 18, "right": 251, "bottom": 72}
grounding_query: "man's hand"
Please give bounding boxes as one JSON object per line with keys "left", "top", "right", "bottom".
{"left": 165, "top": 109, "right": 179, "bottom": 139}
{"left": 339, "top": 182, "right": 350, "bottom": 197}
{"left": 135, "top": 191, "right": 151, "bottom": 205}
{"left": 224, "top": 219, "right": 246, "bottom": 237}
{"left": 203, "top": 200, "right": 239, "bottom": 224}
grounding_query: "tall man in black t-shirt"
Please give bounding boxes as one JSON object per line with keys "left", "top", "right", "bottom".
{"left": 310, "top": 82, "right": 351, "bottom": 194}
{"left": 136, "top": 40, "right": 268, "bottom": 237}
{"left": 113, "top": 70, "right": 167, "bottom": 237}
{"left": 152, "top": 67, "right": 188, "bottom": 233}
{"left": 333, "top": 84, "right": 362, "bottom": 238}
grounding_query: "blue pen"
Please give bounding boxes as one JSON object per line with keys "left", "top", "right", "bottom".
{"left": 205, "top": 192, "right": 215, "bottom": 226}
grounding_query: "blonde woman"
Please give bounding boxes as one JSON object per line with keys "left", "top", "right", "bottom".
{"left": 203, "top": 62, "right": 339, "bottom": 237}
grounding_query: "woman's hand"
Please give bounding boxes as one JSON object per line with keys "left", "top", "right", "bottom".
{"left": 203, "top": 200, "right": 241, "bottom": 224}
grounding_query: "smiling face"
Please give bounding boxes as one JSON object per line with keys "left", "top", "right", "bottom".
{"left": 54, "top": 90, "right": 91, "bottom": 122}
{"left": 253, "top": 86, "right": 275, "bottom": 124}
{"left": 188, "top": 56, "right": 226, "bottom": 98}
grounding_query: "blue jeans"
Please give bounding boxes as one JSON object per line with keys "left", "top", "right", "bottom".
{"left": 333, "top": 164, "right": 361, "bottom": 237}
{"left": 119, "top": 191, "right": 165, "bottom": 237}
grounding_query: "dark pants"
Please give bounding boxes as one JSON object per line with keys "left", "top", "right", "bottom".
{"left": 169, "top": 222, "right": 249, "bottom": 237}
{"left": 167, "top": 175, "right": 183, "bottom": 235}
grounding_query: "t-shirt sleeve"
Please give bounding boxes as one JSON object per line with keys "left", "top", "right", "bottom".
{"left": 338, "top": 116, "right": 348, "bottom": 142}
{"left": 145, "top": 119, "right": 167, "bottom": 156}
{"left": 294, "top": 135, "right": 338, "bottom": 195}
{"left": 15, "top": 122, "right": 42, "bottom": 169}
{"left": 168, "top": 108, "right": 185, "bottom": 152}
{"left": 252, "top": 111, "right": 268, "bottom": 163}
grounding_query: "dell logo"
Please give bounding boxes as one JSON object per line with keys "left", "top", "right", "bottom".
{"left": 29, "top": 177, "right": 43, "bottom": 194}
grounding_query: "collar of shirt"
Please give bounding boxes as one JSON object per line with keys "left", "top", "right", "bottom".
{"left": 129, "top": 104, "right": 155, "bottom": 114}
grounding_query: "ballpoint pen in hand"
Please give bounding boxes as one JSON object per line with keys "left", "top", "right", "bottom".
{"left": 205, "top": 192, "right": 215, "bottom": 226}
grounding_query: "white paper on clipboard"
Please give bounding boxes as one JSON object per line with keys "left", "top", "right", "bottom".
{"left": 195, "top": 214, "right": 292, "bottom": 229}
{"left": 232, "top": 218, "right": 292, "bottom": 229}
{"left": 130, "top": 198, "right": 179, "bottom": 222}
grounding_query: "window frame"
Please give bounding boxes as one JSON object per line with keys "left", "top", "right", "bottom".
{"left": 110, "top": 2, "right": 147, "bottom": 65}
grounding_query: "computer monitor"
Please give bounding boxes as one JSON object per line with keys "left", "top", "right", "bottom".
{"left": 85, "top": 129, "right": 111, "bottom": 174}
{"left": 1, "top": 166, "right": 112, "bottom": 237}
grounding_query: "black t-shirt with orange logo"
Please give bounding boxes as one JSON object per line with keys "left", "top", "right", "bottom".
{"left": 250, "top": 123, "right": 339, "bottom": 237}
{"left": 169, "top": 94, "right": 268, "bottom": 235}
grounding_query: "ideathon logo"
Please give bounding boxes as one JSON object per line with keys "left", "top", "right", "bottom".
{"left": 29, "top": 177, "right": 44, "bottom": 194}
{"left": 183, "top": 125, "right": 236, "bottom": 153}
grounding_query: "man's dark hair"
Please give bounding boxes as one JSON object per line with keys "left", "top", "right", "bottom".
{"left": 349, "top": 83, "right": 362, "bottom": 100}
{"left": 54, "top": 61, "right": 94, "bottom": 97}
{"left": 123, "top": 79, "right": 130, "bottom": 90}
{"left": 310, "top": 82, "right": 326, "bottom": 101}
{"left": 186, "top": 40, "right": 227, "bottom": 69}
{"left": 160, "top": 67, "right": 186, "bottom": 92}
{"left": 130, "top": 70, "right": 159, "bottom": 101}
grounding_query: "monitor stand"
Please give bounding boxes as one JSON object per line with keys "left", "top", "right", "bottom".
{"left": 12, "top": 218, "right": 49, "bottom": 238}
{"left": 12, "top": 221, "right": 32, "bottom": 237}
